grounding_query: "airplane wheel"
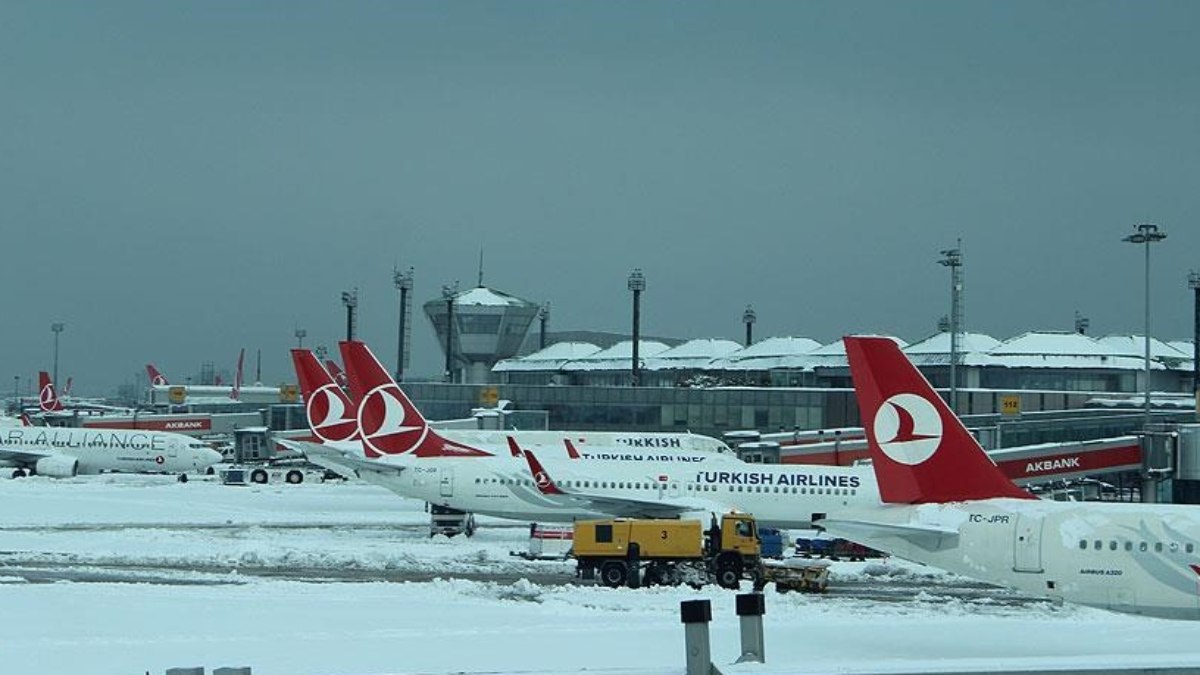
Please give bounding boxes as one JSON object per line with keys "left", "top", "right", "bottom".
{"left": 599, "top": 561, "right": 628, "bottom": 588}
{"left": 177, "top": 473, "right": 189, "bottom": 483}
{"left": 285, "top": 470, "right": 304, "bottom": 484}
{"left": 250, "top": 469, "right": 268, "bottom": 484}
{"left": 11, "top": 468, "right": 27, "bottom": 479}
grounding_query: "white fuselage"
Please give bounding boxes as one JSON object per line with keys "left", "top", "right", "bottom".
{"left": 354, "top": 452, "right": 878, "bottom": 528}
{"left": 0, "top": 426, "right": 223, "bottom": 475}
{"left": 828, "top": 499, "right": 1200, "bottom": 620}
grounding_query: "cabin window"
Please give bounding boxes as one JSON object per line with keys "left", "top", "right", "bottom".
{"left": 1139, "top": 542, "right": 1148, "bottom": 552}
{"left": 1109, "top": 541, "right": 1118, "bottom": 551}
{"left": 1169, "top": 542, "right": 1179, "bottom": 553}
{"left": 1155, "top": 543, "right": 1164, "bottom": 553}
{"left": 1078, "top": 540, "right": 1087, "bottom": 550}
{"left": 1124, "top": 541, "right": 1133, "bottom": 552}
{"left": 1188, "top": 544, "right": 1195, "bottom": 554}
{"left": 1093, "top": 540, "right": 1102, "bottom": 550}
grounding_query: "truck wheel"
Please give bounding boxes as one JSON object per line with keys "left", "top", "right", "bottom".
{"left": 599, "top": 561, "right": 628, "bottom": 588}
{"left": 285, "top": 470, "right": 304, "bottom": 484}
{"left": 250, "top": 469, "right": 268, "bottom": 484}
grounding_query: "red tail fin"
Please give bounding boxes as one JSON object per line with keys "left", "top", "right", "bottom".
{"left": 564, "top": 439, "right": 582, "bottom": 460}
{"left": 38, "top": 372, "right": 63, "bottom": 412}
{"left": 146, "top": 364, "right": 169, "bottom": 386}
{"left": 291, "top": 349, "right": 359, "bottom": 443}
{"left": 521, "top": 448, "right": 565, "bottom": 495}
{"left": 844, "top": 336, "right": 1033, "bottom": 504}
{"left": 231, "top": 348, "right": 245, "bottom": 400}
{"left": 61, "top": 377, "right": 72, "bottom": 398}
{"left": 325, "top": 359, "right": 348, "bottom": 389}
{"left": 506, "top": 436, "right": 523, "bottom": 458}
{"left": 19, "top": 413, "right": 32, "bottom": 426}
{"left": 339, "top": 340, "right": 491, "bottom": 458}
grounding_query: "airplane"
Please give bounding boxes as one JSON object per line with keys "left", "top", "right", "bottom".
{"left": 35, "top": 372, "right": 133, "bottom": 416}
{"left": 145, "top": 349, "right": 281, "bottom": 404}
{"left": 324, "top": 359, "right": 348, "bottom": 389}
{"left": 295, "top": 346, "right": 734, "bottom": 458}
{"left": 285, "top": 342, "right": 878, "bottom": 527}
{"left": 1, "top": 424, "right": 223, "bottom": 478}
{"left": 818, "top": 335, "right": 1200, "bottom": 621}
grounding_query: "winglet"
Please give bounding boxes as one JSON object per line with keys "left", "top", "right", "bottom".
{"left": 522, "top": 449, "right": 565, "bottom": 495}
{"left": 19, "top": 413, "right": 32, "bottom": 427}
{"left": 231, "top": 348, "right": 245, "bottom": 401}
{"left": 38, "top": 372, "right": 63, "bottom": 412}
{"left": 506, "top": 436, "right": 523, "bottom": 458}
{"left": 843, "top": 336, "right": 1034, "bottom": 503}
{"left": 564, "top": 439, "right": 582, "bottom": 460}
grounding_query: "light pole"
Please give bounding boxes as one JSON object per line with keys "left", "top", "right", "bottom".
{"left": 1074, "top": 311, "right": 1090, "bottom": 335}
{"left": 50, "top": 322, "right": 65, "bottom": 386}
{"left": 1188, "top": 271, "right": 1200, "bottom": 407}
{"left": 539, "top": 302, "right": 550, "bottom": 351}
{"left": 442, "top": 282, "right": 458, "bottom": 383}
{"left": 394, "top": 267, "right": 414, "bottom": 382}
{"left": 294, "top": 328, "right": 307, "bottom": 348}
{"left": 341, "top": 289, "right": 358, "bottom": 342}
{"left": 12, "top": 375, "right": 18, "bottom": 413}
{"left": 628, "top": 269, "right": 646, "bottom": 387}
{"left": 742, "top": 305, "right": 757, "bottom": 347}
{"left": 938, "top": 243, "right": 963, "bottom": 413}
{"left": 1123, "top": 224, "right": 1166, "bottom": 427}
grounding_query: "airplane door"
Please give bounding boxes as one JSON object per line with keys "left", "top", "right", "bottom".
{"left": 168, "top": 437, "right": 179, "bottom": 458}
{"left": 1012, "top": 513, "right": 1044, "bottom": 573}
{"left": 439, "top": 467, "right": 454, "bottom": 498}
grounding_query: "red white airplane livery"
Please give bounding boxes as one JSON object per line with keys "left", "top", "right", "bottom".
{"left": 820, "top": 336, "right": 1200, "bottom": 621}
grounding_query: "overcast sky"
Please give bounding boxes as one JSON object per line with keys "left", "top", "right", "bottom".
{"left": 3, "top": 1, "right": 1199, "bottom": 395}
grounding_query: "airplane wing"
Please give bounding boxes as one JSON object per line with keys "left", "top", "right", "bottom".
{"left": 817, "top": 516, "right": 960, "bottom": 552}
{"left": 277, "top": 440, "right": 407, "bottom": 480}
{"left": 518, "top": 443, "right": 722, "bottom": 520}
{"left": 0, "top": 447, "right": 52, "bottom": 467}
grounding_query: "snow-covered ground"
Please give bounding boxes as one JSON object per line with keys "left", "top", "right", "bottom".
{"left": 3, "top": 475, "right": 1200, "bottom": 675}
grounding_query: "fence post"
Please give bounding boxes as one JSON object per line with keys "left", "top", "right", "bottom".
{"left": 734, "top": 592, "right": 766, "bottom": 663}
{"left": 681, "top": 599, "right": 715, "bottom": 675}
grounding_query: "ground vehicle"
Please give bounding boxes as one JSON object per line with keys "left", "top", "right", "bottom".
{"left": 573, "top": 513, "right": 760, "bottom": 589}
{"left": 753, "top": 560, "right": 830, "bottom": 593}
{"left": 759, "top": 527, "right": 786, "bottom": 559}
{"left": 219, "top": 463, "right": 314, "bottom": 486}
{"left": 429, "top": 504, "right": 476, "bottom": 537}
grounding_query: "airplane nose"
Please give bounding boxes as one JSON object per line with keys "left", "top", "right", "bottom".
{"left": 203, "top": 448, "right": 223, "bottom": 466}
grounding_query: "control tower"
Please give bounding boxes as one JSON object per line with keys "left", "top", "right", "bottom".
{"left": 424, "top": 285, "right": 540, "bottom": 384}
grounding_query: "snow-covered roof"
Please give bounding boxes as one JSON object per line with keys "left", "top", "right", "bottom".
{"left": 492, "top": 342, "right": 601, "bottom": 372}
{"left": 453, "top": 286, "right": 537, "bottom": 308}
{"left": 1097, "top": 335, "right": 1189, "bottom": 360}
{"left": 903, "top": 331, "right": 1002, "bottom": 367}
{"left": 561, "top": 340, "right": 670, "bottom": 372}
{"left": 643, "top": 339, "right": 743, "bottom": 371}
{"left": 985, "top": 331, "right": 1151, "bottom": 370}
{"left": 712, "top": 337, "right": 823, "bottom": 371}
{"left": 1168, "top": 340, "right": 1195, "bottom": 354}
{"left": 904, "top": 331, "right": 1001, "bottom": 354}
{"left": 771, "top": 336, "right": 907, "bottom": 372}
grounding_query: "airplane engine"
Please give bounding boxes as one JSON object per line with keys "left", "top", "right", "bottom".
{"left": 35, "top": 455, "right": 79, "bottom": 478}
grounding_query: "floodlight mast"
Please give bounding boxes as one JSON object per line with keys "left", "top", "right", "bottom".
{"left": 938, "top": 243, "right": 963, "bottom": 413}
{"left": 628, "top": 269, "right": 646, "bottom": 387}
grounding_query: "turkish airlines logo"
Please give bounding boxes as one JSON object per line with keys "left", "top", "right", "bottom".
{"left": 152, "top": 375, "right": 168, "bottom": 386}
{"left": 39, "top": 384, "right": 57, "bottom": 409}
{"left": 534, "top": 470, "right": 552, "bottom": 490}
{"left": 873, "top": 393, "right": 943, "bottom": 466}
{"left": 358, "top": 384, "right": 426, "bottom": 456}
{"left": 307, "top": 384, "right": 358, "bottom": 443}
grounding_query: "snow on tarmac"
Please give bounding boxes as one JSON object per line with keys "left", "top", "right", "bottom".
{"left": 2, "top": 475, "right": 1200, "bottom": 675}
